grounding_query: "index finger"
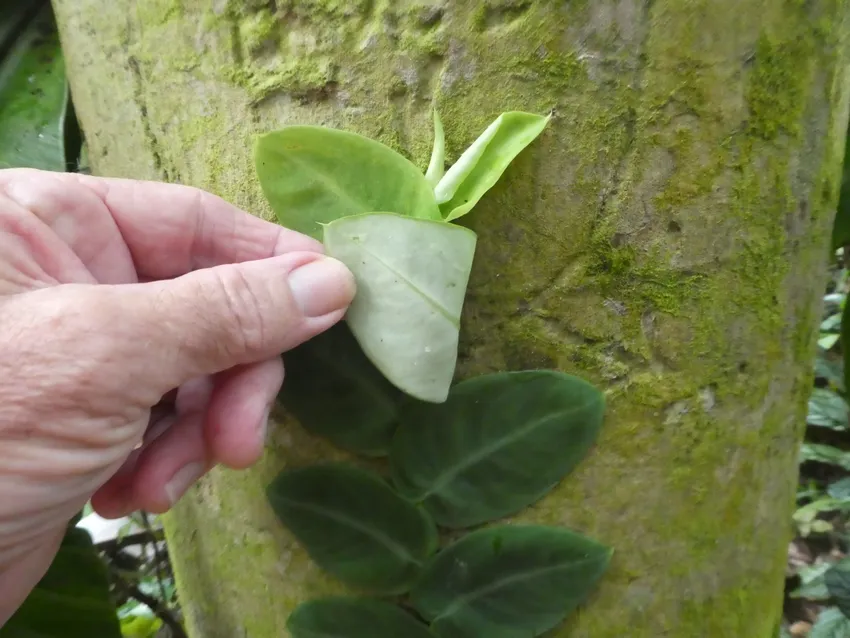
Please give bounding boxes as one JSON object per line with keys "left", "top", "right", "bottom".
{"left": 41, "top": 170, "right": 322, "bottom": 279}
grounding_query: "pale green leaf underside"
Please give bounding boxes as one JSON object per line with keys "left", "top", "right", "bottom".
{"left": 253, "top": 126, "right": 441, "bottom": 239}
{"left": 425, "top": 109, "right": 445, "bottom": 188}
{"left": 435, "top": 111, "right": 550, "bottom": 222}
{"left": 323, "top": 212, "right": 477, "bottom": 403}
{"left": 410, "top": 525, "right": 612, "bottom": 638}
{"left": 287, "top": 597, "right": 436, "bottom": 638}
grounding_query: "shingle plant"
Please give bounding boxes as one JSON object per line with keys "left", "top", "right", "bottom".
{"left": 254, "top": 109, "right": 613, "bottom": 638}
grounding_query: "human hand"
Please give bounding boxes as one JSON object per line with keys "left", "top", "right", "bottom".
{"left": 0, "top": 168, "right": 355, "bottom": 624}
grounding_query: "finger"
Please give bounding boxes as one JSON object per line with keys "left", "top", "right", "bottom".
{"left": 0, "top": 170, "right": 136, "bottom": 284}
{"left": 133, "top": 409, "right": 210, "bottom": 514}
{"left": 91, "top": 378, "right": 212, "bottom": 518}
{"left": 108, "top": 251, "right": 354, "bottom": 393}
{"left": 205, "top": 357, "right": 284, "bottom": 469}
{"left": 0, "top": 169, "right": 325, "bottom": 279}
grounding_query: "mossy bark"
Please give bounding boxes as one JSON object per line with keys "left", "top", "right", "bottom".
{"left": 52, "top": 0, "right": 850, "bottom": 636}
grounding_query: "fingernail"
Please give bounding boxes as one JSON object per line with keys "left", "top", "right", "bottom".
{"left": 288, "top": 257, "right": 355, "bottom": 318}
{"left": 165, "top": 462, "right": 205, "bottom": 506}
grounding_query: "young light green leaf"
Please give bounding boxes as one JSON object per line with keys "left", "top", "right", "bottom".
{"left": 434, "top": 111, "right": 550, "bottom": 221}
{"left": 425, "top": 109, "right": 446, "bottom": 187}
{"left": 390, "top": 371, "right": 605, "bottom": 528}
{"left": 2, "top": 525, "right": 122, "bottom": 637}
{"left": 323, "top": 212, "right": 477, "bottom": 403}
{"left": 266, "top": 464, "right": 438, "bottom": 594}
{"left": 279, "top": 322, "right": 405, "bottom": 456}
{"left": 410, "top": 525, "right": 612, "bottom": 638}
{"left": 254, "top": 126, "right": 441, "bottom": 239}
{"left": 287, "top": 597, "right": 436, "bottom": 638}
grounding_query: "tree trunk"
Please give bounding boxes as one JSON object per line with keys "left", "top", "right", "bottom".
{"left": 52, "top": 0, "right": 850, "bottom": 636}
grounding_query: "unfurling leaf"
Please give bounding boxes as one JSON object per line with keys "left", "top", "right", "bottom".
{"left": 266, "top": 464, "right": 438, "bottom": 594}
{"left": 391, "top": 371, "right": 605, "bottom": 528}
{"left": 279, "top": 322, "right": 405, "bottom": 456}
{"left": 425, "top": 109, "right": 446, "bottom": 187}
{"left": 323, "top": 212, "right": 477, "bottom": 403}
{"left": 410, "top": 525, "right": 612, "bottom": 638}
{"left": 254, "top": 126, "right": 441, "bottom": 239}
{"left": 434, "top": 111, "right": 550, "bottom": 221}
{"left": 287, "top": 597, "right": 436, "bottom": 638}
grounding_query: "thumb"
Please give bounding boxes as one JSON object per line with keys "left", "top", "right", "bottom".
{"left": 121, "top": 252, "right": 355, "bottom": 389}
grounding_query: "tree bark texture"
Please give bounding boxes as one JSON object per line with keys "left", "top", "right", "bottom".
{"left": 52, "top": 0, "right": 850, "bottom": 636}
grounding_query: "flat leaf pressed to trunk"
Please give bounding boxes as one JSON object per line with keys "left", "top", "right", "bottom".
{"left": 390, "top": 371, "right": 605, "bottom": 528}
{"left": 410, "top": 525, "right": 612, "bottom": 638}
{"left": 279, "top": 322, "right": 405, "bottom": 456}
{"left": 266, "top": 464, "right": 438, "bottom": 594}
{"left": 287, "top": 597, "right": 436, "bottom": 638}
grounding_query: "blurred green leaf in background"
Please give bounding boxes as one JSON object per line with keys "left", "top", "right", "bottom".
{"left": 0, "top": 0, "right": 81, "bottom": 172}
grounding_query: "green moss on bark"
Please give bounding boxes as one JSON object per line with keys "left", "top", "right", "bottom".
{"left": 51, "top": 0, "right": 850, "bottom": 636}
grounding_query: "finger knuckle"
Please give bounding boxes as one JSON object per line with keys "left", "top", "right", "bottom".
{"left": 206, "top": 266, "right": 268, "bottom": 358}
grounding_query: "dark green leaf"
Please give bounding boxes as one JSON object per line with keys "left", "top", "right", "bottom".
{"left": 279, "top": 322, "right": 405, "bottom": 456}
{"left": 0, "top": 1, "right": 43, "bottom": 59}
{"left": 2, "top": 525, "right": 121, "bottom": 637}
{"left": 254, "top": 126, "right": 441, "bottom": 240}
{"left": 266, "top": 464, "right": 438, "bottom": 594}
{"left": 809, "top": 388, "right": 849, "bottom": 430}
{"left": 827, "top": 558, "right": 850, "bottom": 619}
{"left": 287, "top": 597, "right": 436, "bottom": 638}
{"left": 391, "top": 371, "right": 604, "bottom": 528}
{"left": 0, "top": 4, "right": 69, "bottom": 171}
{"left": 323, "top": 213, "right": 477, "bottom": 404}
{"left": 810, "top": 607, "right": 850, "bottom": 638}
{"left": 435, "top": 112, "right": 550, "bottom": 221}
{"left": 410, "top": 525, "right": 612, "bottom": 638}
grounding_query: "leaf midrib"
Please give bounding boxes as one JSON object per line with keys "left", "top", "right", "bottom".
{"left": 282, "top": 151, "right": 373, "bottom": 216}
{"left": 275, "top": 496, "right": 422, "bottom": 566}
{"left": 416, "top": 397, "right": 601, "bottom": 500}
{"left": 356, "top": 243, "right": 459, "bottom": 328}
{"left": 433, "top": 554, "right": 604, "bottom": 621}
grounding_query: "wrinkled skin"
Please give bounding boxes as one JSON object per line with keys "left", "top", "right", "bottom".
{"left": 0, "top": 168, "right": 355, "bottom": 625}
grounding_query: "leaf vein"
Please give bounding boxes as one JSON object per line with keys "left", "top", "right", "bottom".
{"left": 276, "top": 497, "right": 421, "bottom": 566}
{"left": 417, "top": 398, "right": 601, "bottom": 500}
{"left": 434, "top": 555, "right": 604, "bottom": 620}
